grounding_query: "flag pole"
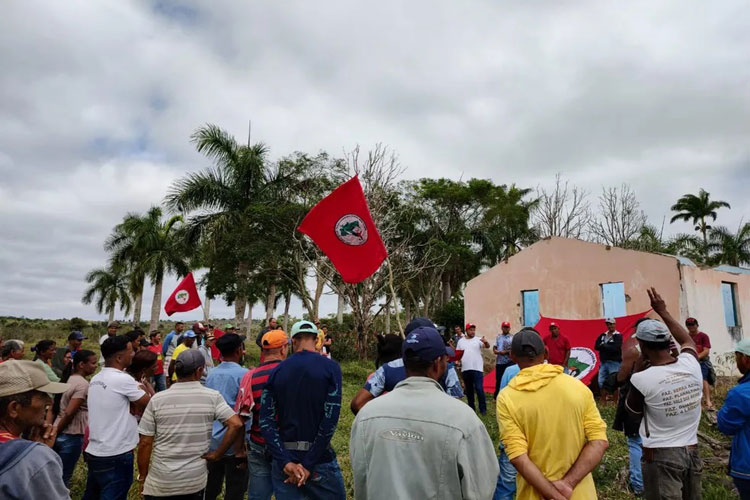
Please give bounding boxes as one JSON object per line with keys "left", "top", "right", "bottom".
{"left": 386, "top": 258, "right": 403, "bottom": 337}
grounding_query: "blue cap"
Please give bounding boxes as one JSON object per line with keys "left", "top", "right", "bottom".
{"left": 402, "top": 326, "right": 447, "bottom": 362}
{"left": 183, "top": 330, "right": 196, "bottom": 338}
{"left": 68, "top": 331, "right": 86, "bottom": 341}
{"left": 404, "top": 317, "right": 434, "bottom": 336}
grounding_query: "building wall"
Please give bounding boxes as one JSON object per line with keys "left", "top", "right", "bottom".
{"left": 681, "top": 266, "right": 750, "bottom": 375}
{"left": 465, "top": 237, "right": 682, "bottom": 337}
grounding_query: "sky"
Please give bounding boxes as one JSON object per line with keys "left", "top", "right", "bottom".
{"left": 1, "top": 1, "right": 749, "bottom": 322}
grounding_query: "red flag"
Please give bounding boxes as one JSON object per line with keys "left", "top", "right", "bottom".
{"left": 484, "top": 310, "right": 652, "bottom": 393}
{"left": 164, "top": 272, "right": 202, "bottom": 316}
{"left": 298, "top": 176, "right": 388, "bottom": 283}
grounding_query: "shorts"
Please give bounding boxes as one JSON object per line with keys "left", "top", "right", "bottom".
{"left": 700, "top": 361, "right": 710, "bottom": 381}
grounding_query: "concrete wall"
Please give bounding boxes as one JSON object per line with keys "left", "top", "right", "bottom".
{"left": 681, "top": 266, "right": 750, "bottom": 375}
{"left": 465, "top": 237, "right": 682, "bottom": 337}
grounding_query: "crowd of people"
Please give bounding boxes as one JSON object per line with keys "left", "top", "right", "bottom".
{"left": 0, "top": 287, "right": 748, "bottom": 500}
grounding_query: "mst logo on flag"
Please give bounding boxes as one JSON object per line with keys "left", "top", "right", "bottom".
{"left": 298, "top": 176, "right": 387, "bottom": 283}
{"left": 175, "top": 289, "right": 190, "bottom": 305}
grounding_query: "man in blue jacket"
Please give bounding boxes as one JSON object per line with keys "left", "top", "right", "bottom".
{"left": 718, "top": 339, "right": 750, "bottom": 499}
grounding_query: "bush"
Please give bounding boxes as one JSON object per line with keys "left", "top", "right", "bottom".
{"left": 68, "top": 317, "right": 88, "bottom": 331}
{"left": 432, "top": 295, "right": 464, "bottom": 330}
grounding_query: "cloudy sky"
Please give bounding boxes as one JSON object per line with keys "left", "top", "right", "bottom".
{"left": 1, "top": 1, "right": 749, "bottom": 322}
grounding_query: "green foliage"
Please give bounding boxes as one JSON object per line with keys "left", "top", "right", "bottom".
{"left": 68, "top": 317, "right": 87, "bottom": 331}
{"left": 432, "top": 295, "right": 465, "bottom": 330}
{"left": 707, "top": 223, "right": 750, "bottom": 267}
{"left": 81, "top": 265, "right": 131, "bottom": 318}
{"left": 670, "top": 189, "right": 731, "bottom": 247}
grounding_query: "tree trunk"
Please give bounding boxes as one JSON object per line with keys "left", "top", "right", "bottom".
{"left": 384, "top": 299, "right": 391, "bottom": 335}
{"left": 441, "top": 274, "right": 451, "bottom": 307}
{"left": 234, "top": 299, "right": 246, "bottom": 334}
{"left": 337, "top": 294, "right": 345, "bottom": 324}
{"left": 404, "top": 300, "right": 411, "bottom": 324}
{"left": 266, "top": 281, "right": 277, "bottom": 323}
{"left": 203, "top": 290, "right": 211, "bottom": 323}
{"left": 132, "top": 290, "right": 143, "bottom": 327}
{"left": 283, "top": 292, "right": 291, "bottom": 333}
{"left": 149, "top": 275, "right": 164, "bottom": 333}
{"left": 108, "top": 307, "right": 115, "bottom": 324}
{"left": 246, "top": 300, "right": 253, "bottom": 336}
{"left": 312, "top": 258, "right": 327, "bottom": 319}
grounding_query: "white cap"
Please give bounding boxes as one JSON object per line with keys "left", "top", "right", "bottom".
{"left": 605, "top": 317, "right": 616, "bottom": 324}
{"left": 635, "top": 319, "right": 670, "bottom": 342}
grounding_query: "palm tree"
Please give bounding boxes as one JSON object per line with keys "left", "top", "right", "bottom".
{"left": 106, "top": 223, "right": 147, "bottom": 326}
{"left": 707, "top": 223, "right": 750, "bottom": 267}
{"left": 82, "top": 265, "right": 132, "bottom": 323}
{"left": 106, "top": 206, "right": 189, "bottom": 332}
{"left": 670, "top": 189, "right": 731, "bottom": 251}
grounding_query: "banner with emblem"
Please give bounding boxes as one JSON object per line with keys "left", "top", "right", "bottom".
{"left": 164, "top": 272, "right": 202, "bottom": 316}
{"left": 297, "top": 176, "right": 388, "bottom": 283}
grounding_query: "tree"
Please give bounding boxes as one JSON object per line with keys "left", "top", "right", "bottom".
{"left": 707, "top": 223, "right": 750, "bottom": 267}
{"left": 589, "top": 185, "right": 647, "bottom": 247}
{"left": 82, "top": 265, "right": 132, "bottom": 323}
{"left": 106, "top": 206, "right": 189, "bottom": 332}
{"left": 475, "top": 184, "right": 538, "bottom": 265}
{"left": 533, "top": 173, "right": 591, "bottom": 239}
{"left": 670, "top": 189, "right": 731, "bottom": 251}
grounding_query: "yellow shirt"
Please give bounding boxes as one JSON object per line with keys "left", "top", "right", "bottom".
{"left": 171, "top": 343, "right": 190, "bottom": 381}
{"left": 315, "top": 331, "right": 325, "bottom": 352}
{"left": 496, "top": 363, "right": 608, "bottom": 500}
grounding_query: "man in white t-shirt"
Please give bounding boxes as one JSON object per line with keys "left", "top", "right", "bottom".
{"left": 84, "top": 335, "right": 150, "bottom": 499}
{"left": 98, "top": 320, "right": 120, "bottom": 366}
{"left": 626, "top": 288, "right": 703, "bottom": 500}
{"left": 456, "top": 322, "right": 490, "bottom": 415}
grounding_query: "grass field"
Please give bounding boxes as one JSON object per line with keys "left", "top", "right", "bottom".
{"left": 1, "top": 320, "right": 741, "bottom": 499}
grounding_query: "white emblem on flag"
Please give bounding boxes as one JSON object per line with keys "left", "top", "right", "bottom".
{"left": 335, "top": 214, "right": 368, "bottom": 246}
{"left": 175, "top": 290, "right": 190, "bottom": 305}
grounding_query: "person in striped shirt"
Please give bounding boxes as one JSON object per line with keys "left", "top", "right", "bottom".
{"left": 235, "top": 329, "right": 289, "bottom": 500}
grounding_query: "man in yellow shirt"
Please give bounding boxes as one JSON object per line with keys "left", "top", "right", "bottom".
{"left": 168, "top": 330, "right": 197, "bottom": 383}
{"left": 496, "top": 328, "right": 608, "bottom": 500}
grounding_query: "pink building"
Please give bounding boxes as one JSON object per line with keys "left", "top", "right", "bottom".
{"left": 465, "top": 237, "right": 749, "bottom": 374}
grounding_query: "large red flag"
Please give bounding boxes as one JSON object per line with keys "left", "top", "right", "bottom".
{"left": 297, "top": 176, "right": 388, "bottom": 283}
{"left": 164, "top": 272, "right": 202, "bottom": 316}
{"left": 484, "top": 310, "right": 652, "bottom": 393}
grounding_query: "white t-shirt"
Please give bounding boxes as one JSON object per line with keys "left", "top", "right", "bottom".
{"left": 87, "top": 367, "right": 146, "bottom": 457}
{"left": 456, "top": 336, "right": 485, "bottom": 372}
{"left": 630, "top": 352, "right": 703, "bottom": 448}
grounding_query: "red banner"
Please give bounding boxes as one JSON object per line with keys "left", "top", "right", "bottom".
{"left": 484, "top": 310, "right": 651, "bottom": 393}
{"left": 164, "top": 272, "right": 202, "bottom": 316}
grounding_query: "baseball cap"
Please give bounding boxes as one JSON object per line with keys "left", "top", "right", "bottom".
{"left": 224, "top": 323, "right": 235, "bottom": 330}
{"left": 734, "top": 339, "right": 750, "bottom": 356}
{"left": 511, "top": 328, "right": 545, "bottom": 358}
{"left": 465, "top": 323, "right": 476, "bottom": 330}
{"left": 402, "top": 327, "right": 447, "bottom": 362}
{"left": 405, "top": 317, "right": 434, "bottom": 336}
{"left": 291, "top": 320, "right": 317, "bottom": 338}
{"left": 685, "top": 317, "right": 699, "bottom": 325}
{"left": 192, "top": 322, "right": 207, "bottom": 333}
{"left": 215, "top": 333, "right": 246, "bottom": 355}
{"left": 183, "top": 330, "right": 197, "bottom": 338}
{"left": 549, "top": 322, "right": 558, "bottom": 328}
{"left": 68, "top": 331, "right": 86, "bottom": 341}
{"left": 605, "top": 318, "right": 616, "bottom": 324}
{"left": 634, "top": 319, "right": 671, "bottom": 342}
{"left": 107, "top": 320, "right": 121, "bottom": 329}
{"left": 0, "top": 360, "right": 69, "bottom": 397}
{"left": 175, "top": 349, "right": 205, "bottom": 377}
{"left": 262, "top": 330, "right": 289, "bottom": 349}
{"left": 501, "top": 321, "right": 511, "bottom": 328}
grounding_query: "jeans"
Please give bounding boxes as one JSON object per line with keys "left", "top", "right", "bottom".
{"left": 53, "top": 433, "right": 83, "bottom": 487}
{"left": 153, "top": 373, "right": 167, "bottom": 392}
{"left": 642, "top": 446, "right": 702, "bottom": 500}
{"left": 598, "top": 360, "right": 621, "bottom": 387}
{"left": 494, "top": 363, "right": 512, "bottom": 398}
{"left": 271, "top": 457, "right": 346, "bottom": 500}
{"left": 734, "top": 477, "right": 750, "bottom": 500}
{"left": 247, "top": 441, "right": 274, "bottom": 500}
{"left": 145, "top": 491, "right": 204, "bottom": 500}
{"left": 462, "top": 370, "right": 487, "bottom": 414}
{"left": 493, "top": 446, "right": 517, "bottom": 500}
{"left": 82, "top": 450, "right": 134, "bottom": 500}
{"left": 205, "top": 456, "right": 248, "bottom": 500}
{"left": 627, "top": 435, "right": 644, "bottom": 494}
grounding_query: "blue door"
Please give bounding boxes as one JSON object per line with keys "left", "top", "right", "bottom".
{"left": 722, "top": 282, "right": 738, "bottom": 327}
{"left": 601, "top": 282, "right": 626, "bottom": 318}
{"left": 522, "top": 290, "right": 540, "bottom": 326}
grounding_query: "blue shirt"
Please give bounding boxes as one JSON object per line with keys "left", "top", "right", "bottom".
{"left": 718, "top": 372, "right": 750, "bottom": 480}
{"left": 205, "top": 361, "right": 248, "bottom": 454}
{"left": 260, "top": 350, "right": 342, "bottom": 471}
{"left": 495, "top": 334, "right": 513, "bottom": 365}
{"left": 500, "top": 364, "right": 521, "bottom": 390}
{"left": 364, "top": 358, "right": 464, "bottom": 398}
{"left": 161, "top": 331, "right": 176, "bottom": 356}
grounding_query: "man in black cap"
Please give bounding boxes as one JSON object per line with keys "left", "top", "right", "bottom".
{"left": 350, "top": 326, "right": 498, "bottom": 499}
{"left": 496, "top": 328, "right": 608, "bottom": 500}
{"left": 52, "top": 331, "right": 87, "bottom": 377}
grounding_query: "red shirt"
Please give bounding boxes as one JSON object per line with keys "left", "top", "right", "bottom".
{"left": 543, "top": 334, "right": 571, "bottom": 365}
{"left": 147, "top": 345, "right": 164, "bottom": 375}
{"left": 248, "top": 359, "right": 282, "bottom": 445}
{"left": 0, "top": 430, "right": 18, "bottom": 443}
{"left": 211, "top": 329, "right": 225, "bottom": 361}
{"left": 691, "top": 332, "right": 711, "bottom": 355}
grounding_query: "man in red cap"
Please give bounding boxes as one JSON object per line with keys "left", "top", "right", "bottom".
{"left": 456, "top": 323, "right": 490, "bottom": 414}
{"left": 685, "top": 317, "right": 714, "bottom": 410}
{"left": 493, "top": 322, "right": 514, "bottom": 399}
{"left": 543, "top": 323, "right": 571, "bottom": 369}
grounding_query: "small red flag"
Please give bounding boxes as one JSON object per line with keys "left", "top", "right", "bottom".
{"left": 298, "top": 176, "right": 388, "bottom": 283}
{"left": 164, "top": 272, "right": 202, "bottom": 316}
